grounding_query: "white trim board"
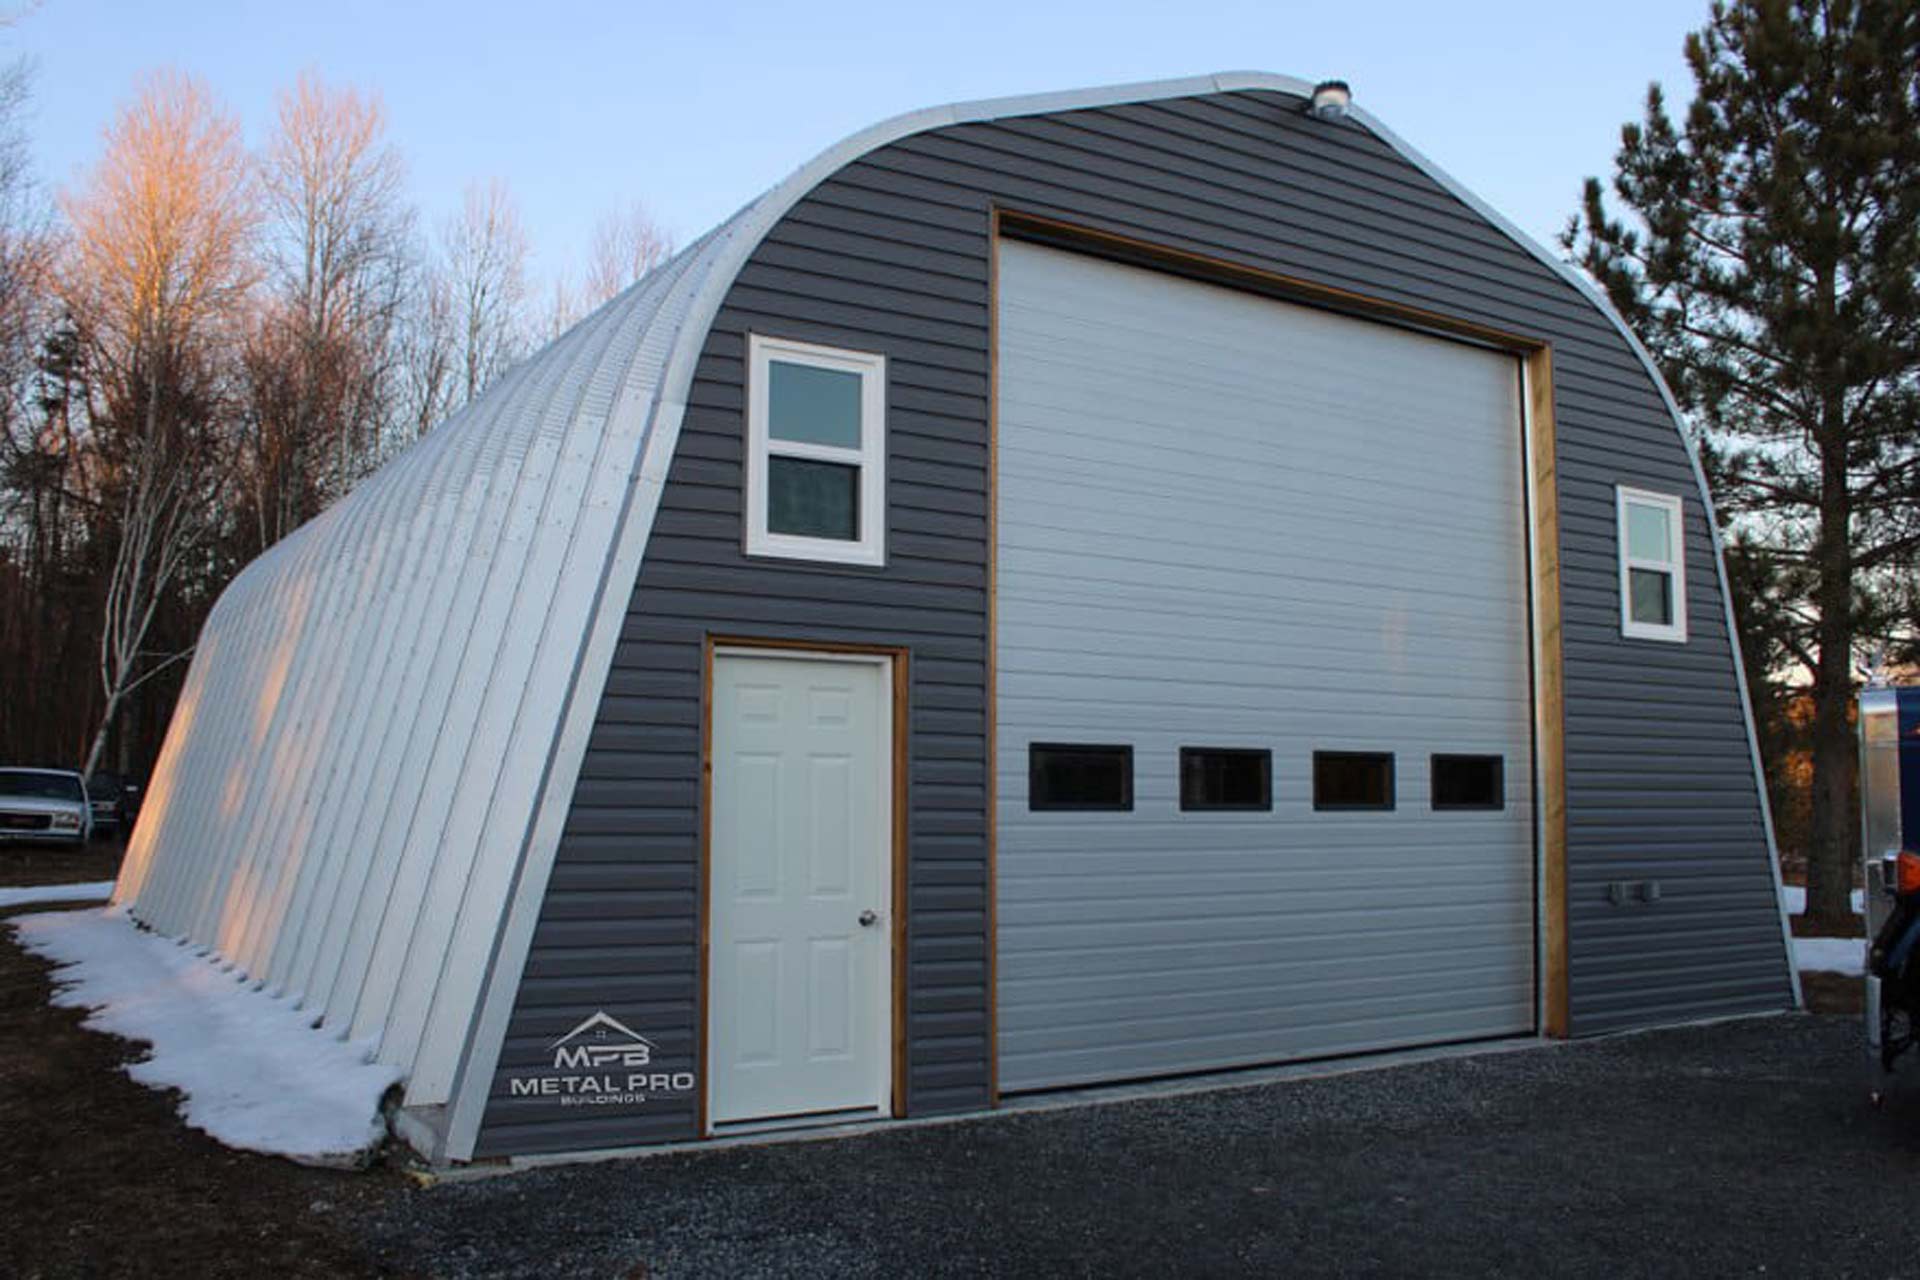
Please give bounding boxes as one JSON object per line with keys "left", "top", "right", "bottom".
{"left": 1616, "top": 485, "right": 1689, "bottom": 644}
{"left": 743, "top": 335, "right": 889, "bottom": 567}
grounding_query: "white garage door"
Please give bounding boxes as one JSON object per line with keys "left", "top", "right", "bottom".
{"left": 995, "top": 241, "right": 1536, "bottom": 1092}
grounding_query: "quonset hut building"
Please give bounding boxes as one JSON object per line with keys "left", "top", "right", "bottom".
{"left": 116, "top": 72, "right": 1799, "bottom": 1163}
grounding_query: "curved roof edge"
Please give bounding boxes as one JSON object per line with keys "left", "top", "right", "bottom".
{"left": 422, "top": 70, "right": 1794, "bottom": 1158}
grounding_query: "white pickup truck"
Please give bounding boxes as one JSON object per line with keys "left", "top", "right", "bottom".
{"left": 0, "top": 767, "right": 93, "bottom": 846}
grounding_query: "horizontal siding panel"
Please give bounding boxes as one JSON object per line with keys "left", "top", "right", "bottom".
{"left": 529, "top": 917, "right": 695, "bottom": 949}
{"left": 769, "top": 208, "right": 988, "bottom": 271}
{"left": 909, "top": 987, "right": 989, "bottom": 1016}
{"left": 520, "top": 946, "right": 695, "bottom": 979}
{"left": 801, "top": 169, "right": 987, "bottom": 230}
{"left": 720, "top": 285, "right": 982, "bottom": 351}
{"left": 751, "top": 235, "right": 989, "bottom": 293}
{"left": 639, "top": 557, "right": 985, "bottom": 601}
{"left": 544, "top": 863, "right": 695, "bottom": 892}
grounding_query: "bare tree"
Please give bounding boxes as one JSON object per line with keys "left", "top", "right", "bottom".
{"left": 0, "top": 56, "right": 74, "bottom": 767}
{"left": 441, "top": 177, "right": 528, "bottom": 405}
{"left": 0, "top": 54, "right": 52, "bottom": 481}
{"left": 396, "top": 258, "right": 457, "bottom": 437}
{"left": 244, "top": 71, "right": 411, "bottom": 550}
{"left": 58, "top": 70, "right": 258, "bottom": 777}
{"left": 61, "top": 72, "right": 257, "bottom": 379}
{"left": 582, "top": 199, "right": 671, "bottom": 309}
{"left": 85, "top": 413, "right": 219, "bottom": 777}
{"left": 541, "top": 273, "right": 583, "bottom": 341}
{"left": 535, "top": 201, "right": 671, "bottom": 343}
{"left": 0, "top": 55, "right": 44, "bottom": 368}
{"left": 0, "top": 59, "right": 681, "bottom": 781}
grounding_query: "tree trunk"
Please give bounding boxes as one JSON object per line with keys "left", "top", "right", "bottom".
{"left": 1804, "top": 425, "right": 1856, "bottom": 929}
{"left": 80, "top": 689, "right": 119, "bottom": 783}
{"left": 118, "top": 694, "right": 138, "bottom": 776}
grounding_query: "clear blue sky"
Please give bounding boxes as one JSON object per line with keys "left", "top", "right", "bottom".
{"left": 14, "top": 0, "right": 1699, "bottom": 285}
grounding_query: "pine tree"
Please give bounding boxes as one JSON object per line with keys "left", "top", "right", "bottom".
{"left": 1566, "top": 0, "right": 1920, "bottom": 928}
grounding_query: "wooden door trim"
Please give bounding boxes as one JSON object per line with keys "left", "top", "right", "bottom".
{"left": 1523, "top": 350, "right": 1570, "bottom": 1038}
{"left": 985, "top": 207, "right": 1002, "bottom": 1104}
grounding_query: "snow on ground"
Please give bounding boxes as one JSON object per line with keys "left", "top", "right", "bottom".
{"left": 0, "top": 880, "right": 115, "bottom": 908}
{"left": 9, "top": 907, "right": 402, "bottom": 1166}
{"left": 1776, "top": 884, "right": 1870, "bottom": 976}
{"left": 1777, "top": 885, "right": 1866, "bottom": 917}
{"left": 1792, "top": 935, "right": 1866, "bottom": 976}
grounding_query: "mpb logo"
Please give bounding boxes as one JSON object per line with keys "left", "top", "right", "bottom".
{"left": 508, "top": 1010, "right": 695, "bottom": 1107}
{"left": 551, "top": 1011, "right": 654, "bottom": 1069}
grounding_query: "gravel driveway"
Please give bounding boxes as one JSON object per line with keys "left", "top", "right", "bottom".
{"left": 362, "top": 1015, "right": 1920, "bottom": 1279}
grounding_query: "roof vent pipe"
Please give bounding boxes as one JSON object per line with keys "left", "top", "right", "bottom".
{"left": 1307, "top": 80, "right": 1351, "bottom": 122}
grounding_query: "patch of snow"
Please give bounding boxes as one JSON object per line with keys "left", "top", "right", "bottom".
{"left": 1793, "top": 935, "right": 1866, "bottom": 976}
{"left": 1777, "top": 885, "right": 1866, "bottom": 916}
{"left": 9, "top": 907, "right": 402, "bottom": 1167}
{"left": 0, "top": 880, "right": 115, "bottom": 908}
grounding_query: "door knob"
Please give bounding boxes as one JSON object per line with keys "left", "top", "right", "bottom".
{"left": 858, "top": 909, "right": 879, "bottom": 927}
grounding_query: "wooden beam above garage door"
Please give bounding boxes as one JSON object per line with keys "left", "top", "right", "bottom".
{"left": 996, "top": 210, "right": 1549, "bottom": 356}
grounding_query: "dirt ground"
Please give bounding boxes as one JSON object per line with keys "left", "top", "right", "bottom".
{"left": 1791, "top": 910, "right": 1868, "bottom": 938}
{"left": 1801, "top": 969, "right": 1866, "bottom": 1015}
{"left": 0, "top": 836, "right": 128, "bottom": 887}
{"left": 0, "top": 899, "right": 414, "bottom": 1278}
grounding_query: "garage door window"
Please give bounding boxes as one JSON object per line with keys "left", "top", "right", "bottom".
{"left": 1431, "top": 754, "right": 1504, "bottom": 810}
{"left": 1313, "top": 752, "right": 1394, "bottom": 811}
{"left": 1029, "top": 744, "right": 1132, "bottom": 811}
{"left": 1617, "top": 487, "right": 1686, "bottom": 643}
{"left": 1180, "top": 748, "right": 1272, "bottom": 811}
{"left": 746, "top": 334, "right": 887, "bottom": 566}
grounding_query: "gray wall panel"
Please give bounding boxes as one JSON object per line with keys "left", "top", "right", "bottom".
{"left": 476, "top": 85, "right": 1788, "bottom": 1156}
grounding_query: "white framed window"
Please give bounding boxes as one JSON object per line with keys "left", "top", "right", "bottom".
{"left": 1617, "top": 486, "right": 1687, "bottom": 643}
{"left": 745, "top": 334, "right": 887, "bottom": 566}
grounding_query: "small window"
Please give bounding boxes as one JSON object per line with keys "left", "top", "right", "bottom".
{"left": 1617, "top": 487, "right": 1686, "bottom": 643}
{"left": 1431, "top": 754, "right": 1504, "bottom": 811}
{"left": 1029, "top": 744, "right": 1132, "bottom": 811}
{"left": 1313, "top": 752, "right": 1394, "bottom": 811}
{"left": 1180, "top": 748, "right": 1272, "bottom": 811}
{"left": 746, "top": 334, "right": 886, "bottom": 566}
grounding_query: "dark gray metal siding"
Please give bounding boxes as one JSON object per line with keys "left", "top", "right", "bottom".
{"left": 475, "top": 87, "right": 1789, "bottom": 1156}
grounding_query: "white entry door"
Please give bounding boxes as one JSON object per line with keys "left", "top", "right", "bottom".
{"left": 708, "top": 651, "right": 893, "bottom": 1127}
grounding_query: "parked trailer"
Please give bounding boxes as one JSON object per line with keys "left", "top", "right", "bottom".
{"left": 1861, "top": 682, "right": 1920, "bottom": 1101}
